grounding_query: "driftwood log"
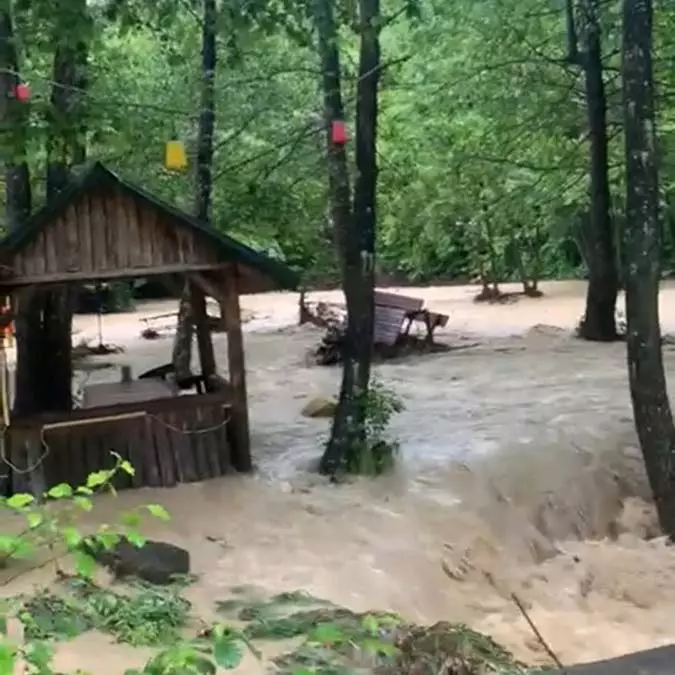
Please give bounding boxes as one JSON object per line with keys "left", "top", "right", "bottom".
{"left": 310, "top": 325, "right": 452, "bottom": 366}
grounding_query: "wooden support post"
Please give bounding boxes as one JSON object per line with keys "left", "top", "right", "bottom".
{"left": 189, "top": 281, "right": 216, "bottom": 382}
{"left": 222, "top": 268, "right": 251, "bottom": 471}
{"left": 190, "top": 272, "right": 226, "bottom": 330}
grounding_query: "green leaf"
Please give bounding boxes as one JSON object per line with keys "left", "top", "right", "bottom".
{"left": 125, "top": 531, "right": 146, "bottom": 547}
{"left": 23, "top": 641, "right": 53, "bottom": 669}
{"left": 119, "top": 460, "right": 135, "bottom": 476}
{"left": 362, "top": 613, "right": 380, "bottom": 635}
{"left": 95, "top": 532, "right": 120, "bottom": 550}
{"left": 61, "top": 526, "right": 83, "bottom": 549}
{"left": 0, "top": 534, "right": 33, "bottom": 560}
{"left": 26, "top": 511, "right": 44, "bottom": 528}
{"left": 308, "top": 624, "right": 345, "bottom": 645}
{"left": 0, "top": 535, "right": 20, "bottom": 555}
{"left": 5, "top": 492, "right": 34, "bottom": 509}
{"left": 360, "top": 637, "right": 397, "bottom": 656}
{"left": 46, "top": 483, "right": 73, "bottom": 499}
{"left": 74, "top": 550, "right": 97, "bottom": 578}
{"left": 0, "top": 643, "right": 17, "bottom": 675}
{"left": 73, "top": 496, "right": 93, "bottom": 512}
{"left": 190, "top": 655, "right": 217, "bottom": 674}
{"left": 86, "top": 470, "right": 112, "bottom": 489}
{"left": 146, "top": 504, "right": 170, "bottom": 521}
{"left": 76, "top": 486, "right": 94, "bottom": 495}
{"left": 213, "top": 637, "right": 244, "bottom": 669}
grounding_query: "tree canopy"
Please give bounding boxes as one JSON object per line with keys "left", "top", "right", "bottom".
{"left": 1, "top": 0, "right": 674, "bottom": 287}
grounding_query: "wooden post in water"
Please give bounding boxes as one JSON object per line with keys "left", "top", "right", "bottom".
{"left": 221, "top": 267, "right": 250, "bottom": 471}
{"left": 190, "top": 280, "right": 216, "bottom": 383}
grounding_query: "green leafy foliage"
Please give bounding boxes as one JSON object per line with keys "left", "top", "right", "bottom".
{"left": 0, "top": 463, "right": 252, "bottom": 675}
{"left": 6, "top": 0, "right": 675, "bottom": 287}
{"left": 346, "top": 379, "right": 404, "bottom": 475}
{"left": 0, "top": 453, "right": 166, "bottom": 572}
{"left": 18, "top": 579, "right": 190, "bottom": 646}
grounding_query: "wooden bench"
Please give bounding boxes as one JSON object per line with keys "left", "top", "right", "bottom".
{"left": 374, "top": 291, "right": 448, "bottom": 346}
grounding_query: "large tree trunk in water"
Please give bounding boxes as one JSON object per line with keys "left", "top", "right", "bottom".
{"left": 622, "top": 0, "right": 675, "bottom": 537}
{"left": 172, "top": 0, "right": 217, "bottom": 381}
{"left": 316, "top": 0, "right": 380, "bottom": 474}
{"left": 351, "top": 0, "right": 380, "bottom": 417}
{"left": 577, "top": 0, "right": 619, "bottom": 341}
{"left": 43, "top": 27, "right": 88, "bottom": 412}
{"left": 0, "top": 6, "right": 42, "bottom": 417}
{"left": 313, "top": 0, "right": 357, "bottom": 474}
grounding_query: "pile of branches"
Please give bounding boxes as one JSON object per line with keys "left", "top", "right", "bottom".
{"left": 311, "top": 326, "right": 452, "bottom": 366}
{"left": 313, "top": 325, "right": 348, "bottom": 365}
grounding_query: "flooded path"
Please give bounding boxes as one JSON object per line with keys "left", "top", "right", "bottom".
{"left": 5, "top": 280, "right": 675, "bottom": 672}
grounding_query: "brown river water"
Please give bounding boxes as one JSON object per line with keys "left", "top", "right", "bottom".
{"left": 5, "top": 279, "right": 675, "bottom": 672}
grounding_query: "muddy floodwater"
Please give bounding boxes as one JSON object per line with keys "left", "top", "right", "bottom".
{"left": 5, "top": 279, "right": 675, "bottom": 673}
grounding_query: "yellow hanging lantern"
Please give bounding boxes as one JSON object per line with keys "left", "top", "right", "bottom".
{"left": 164, "top": 139, "right": 188, "bottom": 171}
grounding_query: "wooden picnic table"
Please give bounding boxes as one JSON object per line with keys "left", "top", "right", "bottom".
{"left": 373, "top": 291, "right": 448, "bottom": 345}
{"left": 402, "top": 309, "right": 449, "bottom": 342}
{"left": 300, "top": 290, "right": 449, "bottom": 346}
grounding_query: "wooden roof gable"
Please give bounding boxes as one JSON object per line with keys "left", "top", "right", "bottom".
{"left": 0, "top": 162, "right": 299, "bottom": 291}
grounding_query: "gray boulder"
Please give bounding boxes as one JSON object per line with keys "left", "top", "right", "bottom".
{"left": 81, "top": 536, "right": 190, "bottom": 585}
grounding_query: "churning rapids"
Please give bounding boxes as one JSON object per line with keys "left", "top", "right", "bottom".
{"left": 4, "top": 279, "right": 675, "bottom": 673}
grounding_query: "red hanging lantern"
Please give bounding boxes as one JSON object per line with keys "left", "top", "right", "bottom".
{"left": 13, "top": 83, "right": 30, "bottom": 102}
{"left": 331, "top": 120, "right": 347, "bottom": 145}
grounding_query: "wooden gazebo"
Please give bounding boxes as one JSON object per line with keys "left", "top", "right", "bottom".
{"left": 0, "top": 162, "right": 298, "bottom": 495}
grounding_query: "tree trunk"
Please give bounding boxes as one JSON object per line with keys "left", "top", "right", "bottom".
{"left": 351, "top": 0, "right": 380, "bottom": 428}
{"left": 43, "top": 24, "right": 88, "bottom": 412}
{"left": 171, "top": 284, "right": 194, "bottom": 381}
{"left": 0, "top": 5, "right": 43, "bottom": 417}
{"left": 576, "top": 0, "right": 619, "bottom": 341}
{"left": 622, "top": 0, "right": 675, "bottom": 537}
{"left": 316, "top": 0, "right": 381, "bottom": 474}
{"left": 313, "top": 0, "right": 357, "bottom": 474}
{"left": 171, "top": 0, "right": 217, "bottom": 379}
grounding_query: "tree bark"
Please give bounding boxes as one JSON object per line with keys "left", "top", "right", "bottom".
{"left": 43, "top": 15, "right": 88, "bottom": 412}
{"left": 577, "top": 0, "right": 619, "bottom": 342}
{"left": 316, "top": 0, "right": 380, "bottom": 474}
{"left": 171, "top": 0, "right": 217, "bottom": 380}
{"left": 0, "top": 5, "right": 43, "bottom": 417}
{"left": 351, "top": 0, "right": 380, "bottom": 414}
{"left": 622, "top": 0, "right": 675, "bottom": 537}
{"left": 313, "top": 0, "right": 357, "bottom": 474}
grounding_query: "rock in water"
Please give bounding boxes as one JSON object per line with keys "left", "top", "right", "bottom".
{"left": 301, "top": 396, "right": 337, "bottom": 418}
{"left": 82, "top": 537, "right": 190, "bottom": 585}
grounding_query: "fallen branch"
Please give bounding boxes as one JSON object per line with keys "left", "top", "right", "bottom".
{"left": 509, "top": 590, "right": 565, "bottom": 671}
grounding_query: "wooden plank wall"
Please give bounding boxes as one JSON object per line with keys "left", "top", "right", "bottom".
{"left": 4, "top": 399, "right": 232, "bottom": 495}
{"left": 10, "top": 187, "right": 221, "bottom": 281}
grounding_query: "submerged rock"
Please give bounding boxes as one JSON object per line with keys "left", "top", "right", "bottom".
{"left": 82, "top": 537, "right": 190, "bottom": 585}
{"left": 301, "top": 396, "right": 338, "bottom": 418}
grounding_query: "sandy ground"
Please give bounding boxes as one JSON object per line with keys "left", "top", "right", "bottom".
{"left": 4, "top": 279, "right": 675, "bottom": 672}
